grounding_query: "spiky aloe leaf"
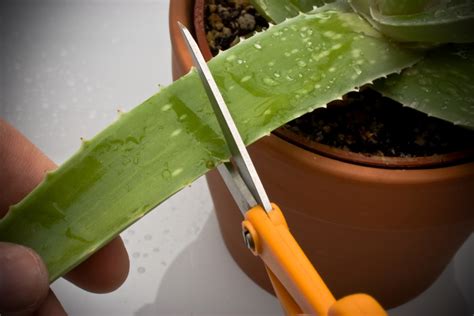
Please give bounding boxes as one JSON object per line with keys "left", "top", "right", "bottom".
{"left": 374, "top": 44, "right": 474, "bottom": 128}
{"left": 0, "top": 9, "right": 421, "bottom": 282}
{"left": 250, "top": 0, "right": 331, "bottom": 23}
{"left": 349, "top": 0, "right": 474, "bottom": 43}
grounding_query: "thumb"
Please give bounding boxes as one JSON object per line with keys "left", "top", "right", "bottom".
{"left": 0, "top": 242, "right": 49, "bottom": 313}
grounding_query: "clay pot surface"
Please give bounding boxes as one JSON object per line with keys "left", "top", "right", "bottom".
{"left": 169, "top": 0, "right": 474, "bottom": 308}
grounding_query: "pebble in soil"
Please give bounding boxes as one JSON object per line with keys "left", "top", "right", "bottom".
{"left": 205, "top": 0, "right": 269, "bottom": 55}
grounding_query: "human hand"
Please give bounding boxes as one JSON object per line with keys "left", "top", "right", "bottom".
{"left": 0, "top": 118, "right": 130, "bottom": 315}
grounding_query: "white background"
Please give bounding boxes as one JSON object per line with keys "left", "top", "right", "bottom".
{"left": 1, "top": 1, "right": 472, "bottom": 315}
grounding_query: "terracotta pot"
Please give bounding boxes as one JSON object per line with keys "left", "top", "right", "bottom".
{"left": 169, "top": 0, "right": 474, "bottom": 309}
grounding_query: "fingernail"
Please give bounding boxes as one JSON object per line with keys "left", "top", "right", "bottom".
{"left": 0, "top": 242, "right": 49, "bottom": 313}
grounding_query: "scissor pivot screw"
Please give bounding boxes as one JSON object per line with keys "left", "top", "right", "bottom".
{"left": 243, "top": 229, "right": 255, "bottom": 251}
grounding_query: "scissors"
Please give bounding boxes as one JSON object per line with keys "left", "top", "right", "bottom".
{"left": 179, "top": 22, "right": 387, "bottom": 316}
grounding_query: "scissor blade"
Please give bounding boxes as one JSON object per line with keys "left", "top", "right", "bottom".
{"left": 178, "top": 22, "right": 272, "bottom": 213}
{"left": 217, "top": 163, "right": 256, "bottom": 215}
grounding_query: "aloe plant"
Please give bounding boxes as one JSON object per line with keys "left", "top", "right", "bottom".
{"left": 350, "top": 0, "right": 474, "bottom": 43}
{"left": 253, "top": 0, "right": 474, "bottom": 127}
{"left": 0, "top": 0, "right": 472, "bottom": 283}
{"left": 250, "top": 0, "right": 330, "bottom": 22}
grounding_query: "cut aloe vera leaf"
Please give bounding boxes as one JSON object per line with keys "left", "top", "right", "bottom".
{"left": 250, "top": 0, "right": 331, "bottom": 23}
{"left": 0, "top": 9, "right": 422, "bottom": 282}
{"left": 374, "top": 44, "right": 474, "bottom": 128}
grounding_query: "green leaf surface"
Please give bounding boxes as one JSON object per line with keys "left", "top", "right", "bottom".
{"left": 250, "top": 0, "right": 331, "bottom": 23}
{"left": 350, "top": 0, "right": 474, "bottom": 43}
{"left": 374, "top": 44, "right": 474, "bottom": 128}
{"left": 376, "top": 0, "right": 430, "bottom": 16}
{"left": 0, "top": 9, "right": 421, "bottom": 282}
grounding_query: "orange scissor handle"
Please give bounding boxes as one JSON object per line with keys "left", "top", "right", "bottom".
{"left": 328, "top": 294, "right": 387, "bottom": 316}
{"left": 242, "top": 204, "right": 386, "bottom": 316}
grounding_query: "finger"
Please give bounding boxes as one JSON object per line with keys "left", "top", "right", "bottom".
{"left": 0, "top": 242, "right": 49, "bottom": 314}
{"left": 0, "top": 118, "right": 56, "bottom": 218}
{"left": 4, "top": 290, "right": 67, "bottom": 316}
{"left": 65, "top": 236, "right": 130, "bottom": 293}
{"left": 0, "top": 118, "right": 129, "bottom": 293}
{"left": 33, "top": 290, "right": 67, "bottom": 316}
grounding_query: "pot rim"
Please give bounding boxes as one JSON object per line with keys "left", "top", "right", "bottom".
{"left": 275, "top": 127, "right": 474, "bottom": 169}
{"left": 256, "top": 133, "right": 474, "bottom": 186}
{"left": 172, "top": 0, "right": 474, "bottom": 171}
{"left": 194, "top": 0, "right": 213, "bottom": 61}
{"left": 169, "top": 0, "right": 195, "bottom": 78}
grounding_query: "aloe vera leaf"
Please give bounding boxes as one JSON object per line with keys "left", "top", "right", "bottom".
{"left": 376, "top": 0, "right": 430, "bottom": 15}
{"left": 349, "top": 0, "right": 474, "bottom": 43}
{"left": 374, "top": 44, "right": 474, "bottom": 128}
{"left": 250, "top": 0, "right": 331, "bottom": 23}
{"left": 0, "top": 9, "right": 421, "bottom": 282}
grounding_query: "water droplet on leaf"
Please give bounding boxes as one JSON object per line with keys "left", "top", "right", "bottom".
{"left": 263, "top": 77, "right": 278, "bottom": 86}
